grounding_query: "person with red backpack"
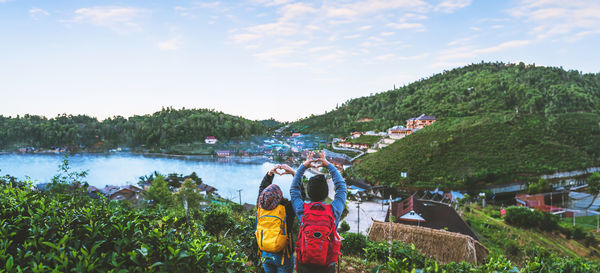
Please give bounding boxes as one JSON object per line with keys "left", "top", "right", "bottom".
{"left": 256, "top": 164, "right": 305, "bottom": 273}
{"left": 290, "top": 151, "right": 347, "bottom": 273}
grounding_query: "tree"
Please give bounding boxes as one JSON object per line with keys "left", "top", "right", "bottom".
{"left": 175, "top": 178, "right": 202, "bottom": 209}
{"left": 50, "top": 153, "right": 88, "bottom": 194}
{"left": 588, "top": 172, "right": 600, "bottom": 194}
{"left": 528, "top": 178, "right": 551, "bottom": 194}
{"left": 144, "top": 174, "right": 173, "bottom": 206}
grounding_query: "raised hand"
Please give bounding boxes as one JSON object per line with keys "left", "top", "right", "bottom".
{"left": 303, "top": 151, "right": 314, "bottom": 168}
{"left": 315, "top": 151, "right": 330, "bottom": 167}
{"left": 268, "top": 164, "right": 281, "bottom": 176}
{"left": 278, "top": 164, "right": 296, "bottom": 176}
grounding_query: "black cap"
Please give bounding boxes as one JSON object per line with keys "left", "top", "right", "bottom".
{"left": 307, "top": 174, "right": 328, "bottom": 202}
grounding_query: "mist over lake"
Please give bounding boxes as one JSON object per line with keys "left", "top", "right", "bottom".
{"left": 0, "top": 153, "right": 295, "bottom": 204}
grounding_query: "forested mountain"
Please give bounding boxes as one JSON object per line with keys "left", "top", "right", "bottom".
{"left": 0, "top": 107, "right": 266, "bottom": 150}
{"left": 287, "top": 62, "right": 600, "bottom": 135}
{"left": 350, "top": 112, "right": 600, "bottom": 189}
{"left": 287, "top": 62, "right": 600, "bottom": 188}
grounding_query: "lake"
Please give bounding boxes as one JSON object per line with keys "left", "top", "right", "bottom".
{"left": 0, "top": 153, "right": 298, "bottom": 204}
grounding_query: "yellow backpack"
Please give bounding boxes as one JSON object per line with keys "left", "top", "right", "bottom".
{"left": 256, "top": 204, "right": 289, "bottom": 254}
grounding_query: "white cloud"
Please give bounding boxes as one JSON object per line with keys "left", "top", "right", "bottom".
{"left": 175, "top": 2, "right": 223, "bottom": 17}
{"left": 232, "top": 33, "right": 261, "bottom": 43}
{"left": 254, "top": 47, "right": 293, "bottom": 59}
{"left": 375, "top": 53, "right": 395, "bottom": 60}
{"left": 469, "top": 26, "right": 481, "bottom": 31}
{"left": 474, "top": 40, "right": 533, "bottom": 53}
{"left": 435, "top": 0, "right": 472, "bottom": 13}
{"left": 308, "top": 46, "right": 334, "bottom": 52}
{"left": 252, "top": 0, "right": 291, "bottom": 7}
{"left": 398, "top": 53, "right": 429, "bottom": 60}
{"left": 269, "top": 62, "right": 307, "bottom": 68}
{"left": 447, "top": 37, "right": 472, "bottom": 46}
{"left": 246, "top": 21, "right": 299, "bottom": 37}
{"left": 344, "top": 34, "right": 361, "bottom": 39}
{"left": 157, "top": 37, "right": 183, "bottom": 51}
{"left": 381, "top": 31, "right": 395, "bottom": 36}
{"left": 357, "top": 25, "right": 373, "bottom": 31}
{"left": 278, "top": 2, "right": 317, "bottom": 21}
{"left": 29, "top": 8, "right": 49, "bottom": 19}
{"left": 61, "top": 6, "right": 147, "bottom": 33}
{"left": 324, "top": 0, "right": 429, "bottom": 19}
{"left": 387, "top": 22, "right": 426, "bottom": 31}
{"left": 509, "top": 0, "right": 600, "bottom": 40}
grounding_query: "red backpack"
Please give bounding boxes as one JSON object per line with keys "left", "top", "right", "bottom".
{"left": 296, "top": 202, "right": 341, "bottom": 266}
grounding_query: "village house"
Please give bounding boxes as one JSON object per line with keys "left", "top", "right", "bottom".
{"left": 109, "top": 185, "right": 142, "bottom": 201}
{"left": 350, "top": 131, "right": 362, "bottom": 139}
{"left": 515, "top": 193, "right": 565, "bottom": 215}
{"left": 338, "top": 141, "right": 370, "bottom": 150}
{"left": 216, "top": 150, "right": 230, "bottom": 157}
{"left": 364, "top": 131, "right": 388, "bottom": 137}
{"left": 204, "top": 136, "right": 218, "bottom": 144}
{"left": 291, "top": 133, "right": 302, "bottom": 137}
{"left": 357, "top": 118, "right": 373, "bottom": 122}
{"left": 406, "top": 114, "right": 436, "bottom": 129}
{"left": 389, "top": 194, "right": 478, "bottom": 240}
{"left": 197, "top": 183, "right": 217, "bottom": 195}
{"left": 387, "top": 125, "right": 413, "bottom": 139}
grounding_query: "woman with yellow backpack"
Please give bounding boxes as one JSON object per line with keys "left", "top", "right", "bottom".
{"left": 256, "top": 164, "right": 305, "bottom": 273}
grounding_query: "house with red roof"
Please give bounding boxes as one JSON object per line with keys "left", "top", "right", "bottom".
{"left": 205, "top": 136, "right": 218, "bottom": 144}
{"left": 350, "top": 131, "right": 362, "bottom": 139}
{"left": 406, "top": 114, "right": 436, "bottom": 129}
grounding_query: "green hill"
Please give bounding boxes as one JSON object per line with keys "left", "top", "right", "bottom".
{"left": 287, "top": 62, "right": 600, "bottom": 135}
{"left": 286, "top": 62, "right": 600, "bottom": 188}
{"left": 351, "top": 112, "right": 600, "bottom": 188}
{"left": 0, "top": 107, "right": 266, "bottom": 150}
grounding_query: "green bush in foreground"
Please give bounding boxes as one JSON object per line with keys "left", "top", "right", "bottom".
{"left": 0, "top": 184, "right": 246, "bottom": 272}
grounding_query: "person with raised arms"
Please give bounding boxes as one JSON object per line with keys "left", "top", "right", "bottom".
{"left": 290, "top": 151, "right": 347, "bottom": 273}
{"left": 255, "top": 164, "right": 304, "bottom": 273}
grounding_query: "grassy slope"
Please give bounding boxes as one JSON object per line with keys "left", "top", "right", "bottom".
{"left": 287, "top": 63, "right": 600, "bottom": 136}
{"left": 351, "top": 112, "right": 600, "bottom": 188}
{"left": 463, "top": 205, "right": 599, "bottom": 265}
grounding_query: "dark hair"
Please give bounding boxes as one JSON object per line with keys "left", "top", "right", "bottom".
{"left": 307, "top": 174, "right": 328, "bottom": 202}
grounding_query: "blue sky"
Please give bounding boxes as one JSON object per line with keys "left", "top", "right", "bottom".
{"left": 1, "top": 0, "right": 599, "bottom": 121}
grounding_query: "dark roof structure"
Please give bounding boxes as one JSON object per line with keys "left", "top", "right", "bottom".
{"left": 407, "top": 113, "right": 436, "bottom": 121}
{"left": 390, "top": 195, "right": 478, "bottom": 240}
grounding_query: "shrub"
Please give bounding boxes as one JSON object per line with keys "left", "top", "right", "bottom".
{"left": 338, "top": 221, "right": 350, "bottom": 233}
{"left": 0, "top": 184, "right": 246, "bottom": 272}
{"left": 202, "top": 204, "right": 235, "bottom": 238}
{"left": 504, "top": 206, "right": 558, "bottom": 231}
{"left": 341, "top": 232, "right": 368, "bottom": 256}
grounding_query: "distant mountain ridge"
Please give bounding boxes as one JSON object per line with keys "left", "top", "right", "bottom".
{"left": 286, "top": 62, "right": 600, "bottom": 188}
{"left": 0, "top": 107, "right": 267, "bottom": 150}
{"left": 287, "top": 62, "right": 600, "bottom": 135}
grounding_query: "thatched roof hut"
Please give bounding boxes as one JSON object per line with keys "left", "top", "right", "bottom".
{"left": 368, "top": 221, "right": 488, "bottom": 265}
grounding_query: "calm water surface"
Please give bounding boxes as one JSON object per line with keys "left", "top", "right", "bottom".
{"left": 0, "top": 153, "right": 298, "bottom": 203}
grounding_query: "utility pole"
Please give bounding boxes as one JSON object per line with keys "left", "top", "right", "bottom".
{"left": 237, "top": 189, "right": 243, "bottom": 205}
{"left": 388, "top": 195, "right": 393, "bottom": 261}
{"left": 356, "top": 197, "right": 361, "bottom": 234}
